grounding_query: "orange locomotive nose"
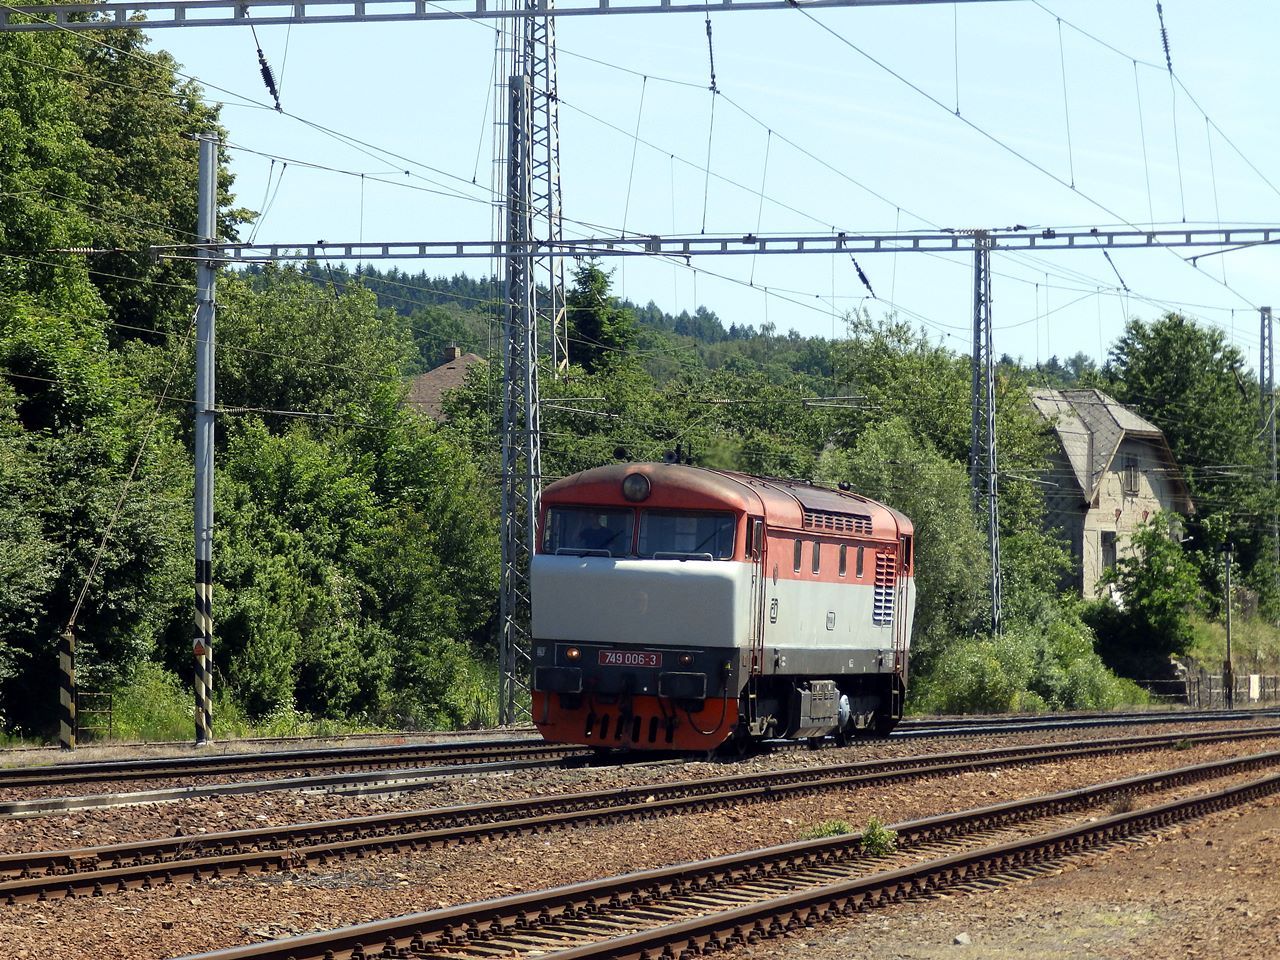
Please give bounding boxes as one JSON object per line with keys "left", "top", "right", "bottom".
{"left": 532, "top": 692, "right": 737, "bottom": 751}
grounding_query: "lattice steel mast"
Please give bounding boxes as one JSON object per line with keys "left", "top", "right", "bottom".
{"left": 968, "top": 231, "right": 1002, "bottom": 635}
{"left": 496, "top": 0, "right": 567, "bottom": 725}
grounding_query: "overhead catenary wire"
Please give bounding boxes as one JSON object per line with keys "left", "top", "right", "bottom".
{"left": 16, "top": 0, "right": 1267, "bottom": 368}
{"left": 789, "top": 3, "right": 1265, "bottom": 319}
{"left": 1056, "top": 18, "right": 1075, "bottom": 189}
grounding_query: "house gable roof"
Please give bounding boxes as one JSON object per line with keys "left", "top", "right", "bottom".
{"left": 1029, "top": 387, "right": 1193, "bottom": 513}
{"left": 407, "top": 353, "right": 485, "bottom": 420}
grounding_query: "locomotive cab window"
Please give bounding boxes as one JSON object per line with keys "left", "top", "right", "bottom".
{"left": 544, "top": 507, "right": 634, "bottom": 557}
{"left": 839, "top": 544, "right": 847, "bottom": 577}
{"left": 793, "top": 540, "right": 802, "bottom": 573}
{"left": 638, "top": 511, "right": 735, "bottom": 560}
{"left": 811, "top": 541, "right": 821, "bottom": 575}
{"left": 856, "top": 545, "right": 865, "bottom": 579}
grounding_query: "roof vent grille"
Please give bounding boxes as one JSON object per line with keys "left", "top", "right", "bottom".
{"left": 803, "top": 509, "right": 872, "bottom": 535}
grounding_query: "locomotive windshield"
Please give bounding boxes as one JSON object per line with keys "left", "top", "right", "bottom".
{"left": 637, "top": 511, "right": 735, "bottom": 560}
{"left": 544, "top": 507, "right": 634, "bottom": 557}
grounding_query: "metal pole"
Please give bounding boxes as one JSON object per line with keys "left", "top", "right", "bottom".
{"left": 968, "top": 238, "right": 984, "bottom": 506}
{"left": 194, "top": 132, "right": 219, "bottom": 745}
{"left": 970, "top": 232, "right": 1002, "bottom": 634}
{"left": 1263, "top": 306, "right": 1276, "bottom": 568}
{"left": 1224, "top": 542, "right": 1234, "bottom": 709}
{"left": 58, "top": 628, "right": 76, "bottom": 750}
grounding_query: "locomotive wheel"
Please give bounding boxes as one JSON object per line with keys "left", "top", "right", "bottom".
{"left": 727, "top": 723, "right": 755, "bottom": 759}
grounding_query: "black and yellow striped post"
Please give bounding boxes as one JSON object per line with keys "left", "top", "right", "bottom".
{"left": 59, "top": 628, "right": 76, "bottom": 751}
{"left": 194, "top": 561, "right": 213, "bottom": 744}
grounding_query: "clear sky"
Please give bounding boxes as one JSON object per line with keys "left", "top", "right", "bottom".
{"left": 142, "top": 1, "right": 1279, "bottom": 372}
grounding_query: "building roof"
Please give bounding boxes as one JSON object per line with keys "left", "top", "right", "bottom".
{"left": 406, "top": 352, "right": 485, "bottom": 420}
{"left": 1029, "top": 387, "right": 1193, "bottom": 512}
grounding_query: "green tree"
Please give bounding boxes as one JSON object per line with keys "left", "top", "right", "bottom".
{"left": 1104, "top": 313, "right": 1266, "bottom": 565}
{"left": 565, "top": 260, "right": 637, "bottom": 373}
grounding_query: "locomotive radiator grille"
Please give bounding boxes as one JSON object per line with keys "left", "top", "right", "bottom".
{"left": 802, "top": 509, "right": 873, "bottom": 535}
{"left": 872, "top": 551, "right": 896, "bottom": 625}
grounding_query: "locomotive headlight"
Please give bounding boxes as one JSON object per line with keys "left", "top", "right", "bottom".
{"left": 621, "top": 473, "right": 651, "bottom": 502}
{"left": 565, "top": 646, "right": 582, "bottom": 661}
{"left": 678, "top": 653, "right": 695, "bottom": 667}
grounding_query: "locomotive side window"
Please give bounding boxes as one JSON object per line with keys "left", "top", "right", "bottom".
{"left": 638, "top": 511, "right": 735, "bottom": 560}
{"left": 838, "top": 544, "right": 847, "bottom": 577}
{"left": 856, "top": 545, "right": 865, "bottom": 578}
{"left": 750, "top": 518, "right": 765, "bottom": 559}
{"left": 545, "top": 507, "right": 634, "bottom": 557}
{"left": 811, "top": 541, "right": 821, "bottom": 574}
{"left": 901, "top": 535, "right": 913, "bottom": 571}
{"left": 793, "top": 540, "right": 802, "bottom": 573}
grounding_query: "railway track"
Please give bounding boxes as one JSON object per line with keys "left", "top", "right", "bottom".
{"left": 9, "top": 707, "right": 1275, "bottom": 794}
{"left": 0, "top": 737, "right": 581, "bottom": 790}
{"left": 894, "top": 706, "right": 1280, "bottom": 736}
{"left": 7, "top": 723, "right": 1278, "bottom": 905}
{"left": 170, "top": 747, "right": 1280, "bottom": 960}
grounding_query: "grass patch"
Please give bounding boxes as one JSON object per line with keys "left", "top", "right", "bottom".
{"left": 1189, "top": 614, "right": 1280, "bottom": 674}
{"left": 799, "top": 819, "right": 853, "bottom": 840}
{"left": 107, "top": 663, "right": 385, "bottom": 743}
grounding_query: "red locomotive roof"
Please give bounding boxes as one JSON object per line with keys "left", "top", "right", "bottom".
{"left": 541, "top": 463, "right": 911, "bottom": 540}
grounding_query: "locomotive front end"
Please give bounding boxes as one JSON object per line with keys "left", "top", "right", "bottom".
{"left": 530, "top": 464, "right": 754, "bottom": 751}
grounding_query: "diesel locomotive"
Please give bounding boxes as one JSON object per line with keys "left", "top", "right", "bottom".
{"left": 529, "top": 462, "right": 916, "bottom": 751}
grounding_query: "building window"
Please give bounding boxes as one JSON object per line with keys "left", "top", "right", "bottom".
{"left": 839, "top": 544, "right": 848, "bottom": 577}
{"left": 1122, "top": 456, "right": 1140, "bottom": 496}
{"left": 811, "top": 541, "right": 821, "bottom": 575}
{"left": 1101, "top": 531, "right": 1118, "bottom": 571}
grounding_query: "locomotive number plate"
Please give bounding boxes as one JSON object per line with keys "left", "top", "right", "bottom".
{"left": 598, "top": 650, "right": 663, "bottom": 668}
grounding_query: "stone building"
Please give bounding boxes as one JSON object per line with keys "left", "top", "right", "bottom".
{"left": 1030, "top": 387, "right": 1194, "bottom": 598}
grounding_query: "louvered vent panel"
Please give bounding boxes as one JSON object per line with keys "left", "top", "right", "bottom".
{"left": 872, "top": 551, "right": 896, "bottom": 626}
{"left": 803, "top": 510, "right": 872, "bottom": 535}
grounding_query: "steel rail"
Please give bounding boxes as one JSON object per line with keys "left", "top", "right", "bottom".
{"left": 9, "top": 724, "right": 1280, "bottom": 905}
{"left": 0, "top": 737, "right": 580, "bottom": 789}
{"left": 170, "top": 750, "right": 1280, "bottom": 960}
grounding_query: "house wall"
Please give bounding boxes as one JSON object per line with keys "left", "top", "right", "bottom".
{"left": 1040, "top": 449, "right": 1087, "bottom": 593}
{"left": 1079, "top": 437, "right": 1184, "bottom": 597}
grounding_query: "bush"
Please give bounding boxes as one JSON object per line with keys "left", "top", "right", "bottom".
{"left": 860, "top": 817, "right": 898, "bottom": 856}
{"left": 1086, "top": 519, "right": 1203, "bottom": 676}
{"left": 111, "top": 661, "right": 195, "bottom": 741}
{"left": 911, "top": 610, "right": 1147, "bottom": 714}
